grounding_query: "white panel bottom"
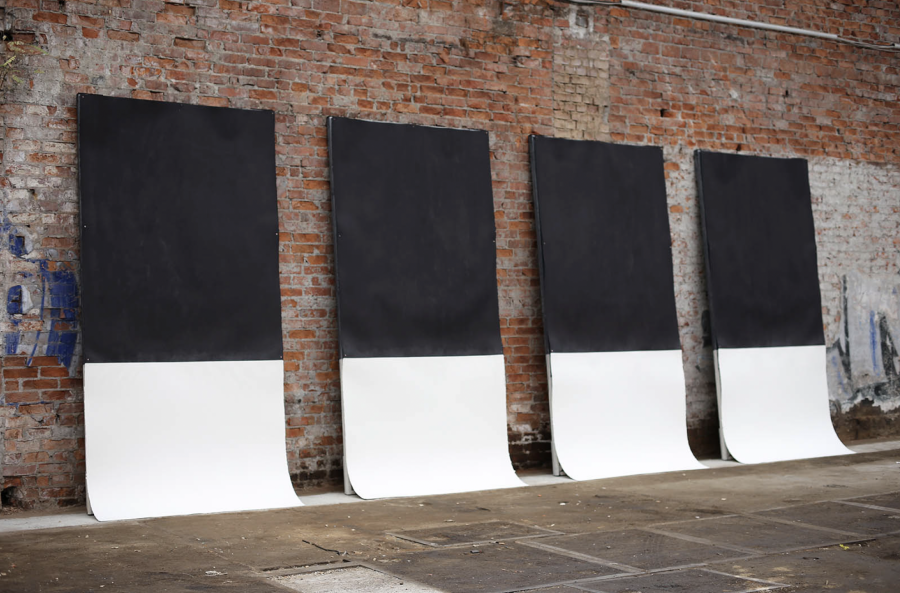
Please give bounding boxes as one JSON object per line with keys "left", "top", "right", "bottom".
{"left": 717, "top": 345, "right": 852, "bottom": 464}
{"left": 340, "top": 355, "right": 524, "bottom": 499}
{"left": 84, "top": 360, "right": 300, "bottom": 521}
{"left": 549, "top": 350, "right": 704, "bottom": 481}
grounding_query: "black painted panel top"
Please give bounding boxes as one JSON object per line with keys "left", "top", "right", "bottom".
{"left": 328, "top": 117, "right": 502, "bottom": 358}
{"left": 530, "top": 136, "right": 681, "bottom": 353}
{"left": 695, "top": 151, "right": 825, "bottom": 349}
{"left": 78, "top": 94, "right": 283, "bottom": 363}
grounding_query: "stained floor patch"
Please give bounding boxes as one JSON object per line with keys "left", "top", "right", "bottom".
{"left": 755, "top": 501, "right": 900, "bottom": 536}
{"left": 845, "top": 490, "right": 900, "bottom": 511}
{"left": 271, "top": 566, "right": 441, "bottom": 592}
{"left": 389, "top": 520, "right": 558, "bottom": 547}
{"left": 576, "top": 568, "right": 786, "bottom": 592}
{"left": 717, "top": 541, "right": 900, "bottom": 591}
{"left": 841, "top": 534, "right": 900, "bottom": 563}
{"left": 654, "top": 515, "right": 853, "bottom": 552}
{"left": 527, "top": 528, "right": 746, "bottom": 570}
{"left": 510, "top": 587, "right": 582, "bottom": 592}
{"left": 588, "top": 493, "right": 726, "bottom": 523}
{"left": 148, "top": 510, "right": 342, "bottom": 570}
{"left": 0, "top": 525, "right": 283, "bottom": 593}
{"left": 381, "top": 542, "right": 624, "bottom": 592}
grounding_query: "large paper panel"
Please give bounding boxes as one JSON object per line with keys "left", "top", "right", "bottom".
{"left": 84, "top": 360, "right": 300, "bottom": 521}
{"left": 716, "top": 346, "right": 852, "bottom": 463}
{"left": 530, "top": 137, "right": 698, "bottom": 479}
{"left": 695, "top": 151, "right": 824, "bottom": 350}
{"left": 530, "top": 136, "right": 680, "bottom": 353}
{"left": 549, "top": 350, "right": 704, "bottom": 480}
{"left": 340, "top": 355, "right": 523, "bottom": 499}
{"left": 328, "top": 117, "right": 502, "bottom": 359}
{"left": 696, "top": 151, "right": 845, "bottom": 463}
{"left": 78, "top": 94, "right": 282, "bottom": 363}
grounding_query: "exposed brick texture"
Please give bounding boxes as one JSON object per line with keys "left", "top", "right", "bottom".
{"left": 551, "top": 7, "right": 609, "bottom": 141}
{"left": 1, "top": 0, "right": 898, "bottom": 507}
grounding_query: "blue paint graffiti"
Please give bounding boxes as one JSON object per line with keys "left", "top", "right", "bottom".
{"left": 2, "top": 211, "right": 29, "bottom": 258}
{"left": 42, "top": 263, "right": 79, "bottom": 321}
{"left": 2, "top": 207, "right": 79, "bottom": 368}
{"left": 5, "top": 332, "right": 20, "bottom": 355}
{"left": 26, "top": 262, "right": 80, "bottom": 367}
{"left": 9, "top": 234, "right": 27, "bottom": 257}
{"left": 7, "top": 285, "right": 23, "bottom": 315}
{"left": 47, "top": 320, "right": 78, "bottom": 367}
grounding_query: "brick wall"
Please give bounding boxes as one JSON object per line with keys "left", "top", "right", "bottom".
{"left": 813, "top": 160, "right": 900, "bottom": 440}
{"left": 551, "top": 6, "right": 609, "bottom": 141}
{"left": 598, "top": 0, "right": 900, "bottom": 454}
{"left": 1, "top": 0, "right": 898, "bottom": 507}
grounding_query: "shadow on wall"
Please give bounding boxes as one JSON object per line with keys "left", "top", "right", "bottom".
{"left": 828, "top": 272, "right": 900, "bottom": 439}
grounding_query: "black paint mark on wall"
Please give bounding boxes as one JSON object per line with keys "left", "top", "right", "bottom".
{"left": 830, "top": 275, "right": 900, "bottom": 406}
{"left": 828, "top": 275, "right": 900, "bottom": 440}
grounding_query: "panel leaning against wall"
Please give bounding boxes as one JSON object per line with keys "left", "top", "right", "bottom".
{"left": 695, "top": 150, "right": 852, "bottom": 464}
{"left": 77, "top": 94, "right": 300, "bottom": 521}
{"left": 328, "top": 117, "right": 523, "bottom": 499}
{"left": 530, "top": 136, "right": 703, "bottom": 480}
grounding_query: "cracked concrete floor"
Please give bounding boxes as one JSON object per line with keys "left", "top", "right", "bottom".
{"left": 1, "top": 446, "right": 900, "bottom": 592}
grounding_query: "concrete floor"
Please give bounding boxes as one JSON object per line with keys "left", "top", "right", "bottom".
{"left": 1, "top": 442, "right": 900, "bottom": 592}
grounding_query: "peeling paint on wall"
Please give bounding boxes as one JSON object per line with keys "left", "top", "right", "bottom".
{"left": 810, "top": 158, "right": 900, "bottom": 440}
{"left": 827, "top": 273, "right": 900, "bottom": 418}
{"left": 0, "top": 209, "right": 80, "bottom": 371}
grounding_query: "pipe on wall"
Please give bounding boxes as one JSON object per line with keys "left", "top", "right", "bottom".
{"left": 557, "top": 0, "right": 900, "bottom": 52}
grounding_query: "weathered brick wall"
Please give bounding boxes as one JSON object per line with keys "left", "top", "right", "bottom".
{"left": 551, "top": 5, "right": 608, "bottom": 141}
{"left": 603, "top": 3, "right": 900, "bottom": 158}
{"left": 1, "top": 0, "right": 898, "bottom": 507}
{"left": 813, "top": 160, "right": 900, "bottom": 440}
{"left": 2, "top": 0, "right": 559, "bottom": 507}
{"left": 638, "top": 0, "right": 899, "bottom": 44}
{"left": 596, "top": 1, "right": 900, "bottom": 454}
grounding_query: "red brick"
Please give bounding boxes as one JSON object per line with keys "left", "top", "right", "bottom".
{"left": 33, "top": 11, "right": 67, "bottom": 24}
{"left": 174, "top": 37, "right": 205, "bottom": 49}
{"left": 108, "top": 30, "right": 140, "bottom": 42}
{"left": 4, "top": 367, "right": 38, "bottom": 379}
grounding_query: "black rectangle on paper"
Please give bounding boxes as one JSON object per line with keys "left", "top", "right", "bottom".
{"left": 78, "top": 94, "right": 283, "bottom": 363}
{"left": 328, "top": 117, "right": 502, "bottom": 358}
{"left": 530, "top": 136, "right": 681, "bottom": 353}
{"left": 695, "top": 150, "right": 825, "bottom": 349}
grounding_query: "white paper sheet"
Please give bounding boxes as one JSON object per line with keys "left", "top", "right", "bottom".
{"left": 716, "top": 345, "right": 852, "bottom": 464}
{"left": 84, "top": 360, "right": 300, "bottom": 521}
{"left": 340, "top": 354, "right": 524, "bottom": 499}
{"left": 548, "top": 350, "right": 704, "bottom": 481}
